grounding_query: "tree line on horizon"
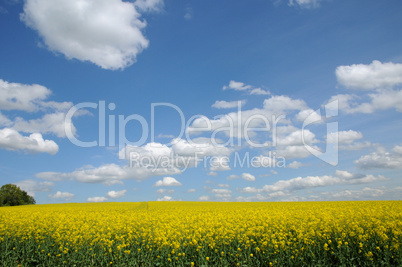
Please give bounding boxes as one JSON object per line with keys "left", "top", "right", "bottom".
{"left": 0, "top": 184, "right": 35, "bottom": 207}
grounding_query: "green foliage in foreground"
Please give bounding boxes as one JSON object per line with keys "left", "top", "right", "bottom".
{"left": 0, "top": 232, "right": 401, "bottom": 266}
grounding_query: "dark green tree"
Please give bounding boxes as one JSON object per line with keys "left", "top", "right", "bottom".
{"left": 0, "top": 184, "right": 35, "bottom": 206}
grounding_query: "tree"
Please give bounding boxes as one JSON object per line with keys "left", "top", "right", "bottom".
{"left": 0, "top": 184, "right": 35, "bottom": 207}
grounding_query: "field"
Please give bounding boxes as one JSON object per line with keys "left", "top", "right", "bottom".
{"left": 0, "top": 201, "right": 401, "bottom": 266}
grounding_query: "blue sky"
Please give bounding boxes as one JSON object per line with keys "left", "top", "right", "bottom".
{"left": 0, "top": 0, "right": 401, "bottom": 203}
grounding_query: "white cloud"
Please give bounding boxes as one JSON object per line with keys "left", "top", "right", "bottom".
{"left": 276, "top": 129, "right": 316, "bottom": 146}
{"left": 295, "top": 109, "right": 321, "bottom": 123}
{"left": 217, "top": 184, "right": 230, "bottom": 188}
{"left": 187, "top": 95, "right": 308, "bottom": 139}
{"left": 156, "top": 189, "right": 174, "bottom": 194}
{"left": 355, "top": 145, "right": 402, "bottom": 170}
{"left": 223, "top": 80, "right": 252, "bottom": 91}
{"left": 263, "top": 95, "right": 307, "bottom": 113}
{"left": 211, "top": 188, "right": 231, "bottom": 194}
{"left": 242, "top": 171, "right": 388, "bottom": 193}
{"left": 133, "top": 0, "right": 163, "bottom": 13}
{"left": 37, "top": 162, "right": 180, "bottom": 185}
{"left": 49, "top": 191, "right": 74, "bottom": 200}
{"left": 207, "top": 171, "right": 218, "bottom": 176}
{"left": 288, "top": 0, "right": 323, "bottom": 9}
{"left": 275, "top": 144, "right": 318, "bottom": 159}
{"left": 241, "top": 173, "right": 255, "bottom": 181}
{"left": 21, "top": 0, "right": 153, "bottom": 70}
{"left": 330, "top": 90, "right": 402, "bottom": 114}
{"left": 227, "top": 174, "right": 239, "bottom": 180}
{"left": 14, "top": 179, "right": 54, "bottom": 196}
{"left": 154, "top": 177, "right": 182, "bottom": 187}
{"left": 212, "top": 100, "right": 245, "bottom": 109}
{"left": 0, "top": 112, "right": 11, "bottom": 127}
{"left": 199, "top": 195, "right": 211, "bottom": 201}
{"left": 39, "top": 138, "right": 233, "bottom": 185}
{"left": 0, "top": 79, "right": 83, "bottom": 155}
{"left": 0, "top": 128, "right": 59, "bottom": 155}
{"left": 287, "top": 161, "right": 306, "bottom": 169}
{"left": 13, "top": 112, "right": 76, "bottom": 138}
{"left": 336, "top": 60, "right": 402, "bottom": 90}
{"left": 249, "top": 88, "right": 270, "bottom": 95}
{"left": 87, "top": 196, "right": 108, "bottom": 202}
{"left": 187, "top": 189, "right": 196, "bottom": 193}
{"left": 327, "top": 130, "right": 363, "bottom": 144}
{"left": 339, "top": 141, "right": 371, "bottom": 151}
{"left": 0, "top": 79, "right": 50, "bottom": 112}
{"left": 121, "top": 140, "right": 231, "bottom": 171}
{"left": 210, "top": 188, "right": 232, "bottom": 200}
{"left": 222, "top": 80, "right": 269, "bottom": 95}
{"left": 172, "top": 138, "right": 232, "bottom": 158}
{"left": 157, "top": 195, "right": 173, "bottom": 201}
{"left": 106, "top": 189, "right": 127, "bottom": 199}
{"left": 184, "top": 7, "right": 193, "bottom": 20}
{"left": 209, "top": 156, "right": 231, "bottom": 171}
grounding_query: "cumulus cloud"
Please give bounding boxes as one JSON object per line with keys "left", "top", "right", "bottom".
{"left": 249, "top": 88, "right": 270, "bottom": 95}
{"left": 241, "top": 173, "right": 255, "bottom": 181}
{"left": 171, "top": 138, "right": 232, "bottom": 158}
{"left": 120, "top": 139, "right": 232, "bottom": 171}
{"left": 13, "top": 112, "right": 76, "bottom": 138}
{"left": 329, "top": 90, "right": 402, "bottom": 114}
{"left": 227, "top": 174, "right": 239, "bottom": 180}
{"left": 223, "top": 80, "right": 252, "bottom": 91}
{"left": 355, "top": 145, "right": 402, "bottom": 170}
{"left": 21, "top": 0, "right": 158, "bottom": 70}
{"left": 133, "top": 0, "right": 164, "bottom": 13}
{"left": 37, "top": 137, "right": 233, "bottom": 185}
{"left": 157, "top": 195, "right": 173, "bottom": 201}
{"left": 241, "top": 171, "right": 388, "bottom": 194}
{"left": 222, "top": 80, "right": 269, "bottom": 95}
{"left": 187, "top": 189, "right": 196, "bottom": 193}
{"left": 154, "top": 177, "right": 182, "bottom": 187}
{"left": 198, "top": 195, "right": 211, "bottom": 201}
{"left": 0, "top": 79, "right": 51, "bottom": 112}
{"left": 287, "top": 161, "right": 306, "bottom": 169}
{"left": 276, "top": 129, "right": 317, "bottom": 146}
{"left": 210, "top": 188, "right": 232, "bottom": 200}
{"left": 212, "top": 100, "right": 245, "bottom": 109}
{"left": 156, "top": 189, "right": 174, "bottom": 194}
{"left": 37, "top": 162, "right": 180, "bottom": 185}
{"left": 326, "top": 130, "right": 370, "bottom": 151}
{"left": 49, "top": 191, "right": 74, "bottom": 200}
{"left": 187, "top": 95, "right": 308, "bottom": 139}
{"left": 88, "top": 196, "right": 108, "bottom": 202}
{"left": 336, "top": 60, "right": 402, "bottom": 90}
{"left": 0, "top": 128, "right": 59, "bottom": 154}
{"left": 209, "top": 156, "right": 231, "bottom": 171}
{"left": 14, "top": 179, "right": 54, "bottom": 196}
{"left": 0, "top": 80, "right": 72, "bottom": 113}
{"left": 275, "top": 144, "right": 319, "bottom": 159}
{"left": 0, "top": 79, "right": 83, "bottom": 155}
{"left": 327, "top": 130, "right": 363, "bottom": 144}
{"left": 0, "top": 112, "right": 11, "bottom": 127}
{"left": 106, "top": 189, "right": 127, "bottom": 199}
{"left": 295, "top": 109, "right": 322, "bottom": 123}
{"left": 288, "top": 0, "right": 323, "bottom": 9}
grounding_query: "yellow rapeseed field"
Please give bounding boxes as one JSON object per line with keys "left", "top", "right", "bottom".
{"left": 0, "top": 201, "right": 401, "bottom": 266}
